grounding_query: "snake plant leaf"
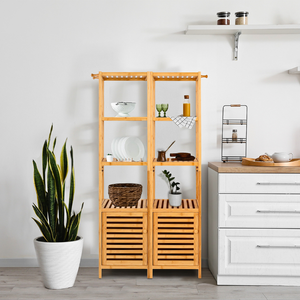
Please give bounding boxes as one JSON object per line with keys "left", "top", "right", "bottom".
{"left": 42, "top": 140, "right": 48, "bottom": 185}
{"left": 48, "top": 149, "right": 64, "bottom": 240}
{"left": 47, "top": 124, "right": 53, "bottom": 147}
{"left": 48, "top": 150, "right": 62, "bottom": 202}
{"left": 32, "top": 218, "right": 51, "bottom": 242}
{"left": 68, "top": 203, "right": 84, "bottom": 241}
{"left": 60, "top": 140, "right": 68, "bottom": 184}
{"left": 68, "top": 146, "right": 75, "bottom": 214}
{"left": 63, "top": 200, "right": 70, "bottom": 241}
{"left": 32, "top": 203, "right": 54, "bottom": 241}
{"left": 53, "top": 137, "right": 57, "bottom": 152}
{"left": 33, "top": 160, "right": 47, "bottom": 217}
{"left": 47, "top": 166, "right": 56, "bottom": 235}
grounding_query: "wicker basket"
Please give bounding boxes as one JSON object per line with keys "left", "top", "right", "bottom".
{"left": 108, "top": 183, "right": 142, "bottom": 207}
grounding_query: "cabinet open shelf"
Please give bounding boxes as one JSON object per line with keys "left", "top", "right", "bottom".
{"left": 102, "top": 158, "right": 147, "bottom": 166}
{"left": 102, "top": 198, "right": 199, "bottom": 211}
{"left": 102, "top": 199, "right": 147, "bottom": 211}
{"left": 153, "top": 199, "right": 199, "bottom": 212}
{"left": 153, "top": 158, "right": 198, "bottom": 166}
{"left": 103, "top": 117, "right": 147, "bottom": 121}
{"left": 93, "top": 71, "right": 206, "bottom": 279}
{"left": 154, "top": 117, "right": 199, "bottom": 121}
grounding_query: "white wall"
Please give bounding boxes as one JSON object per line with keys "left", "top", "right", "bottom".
{"left": 1, "top": 0, "right": 300, "bottom": 264}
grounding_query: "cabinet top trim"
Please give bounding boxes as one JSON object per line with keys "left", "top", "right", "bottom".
{"left": 91, "top": 72, "right": 208, "bottom": 80}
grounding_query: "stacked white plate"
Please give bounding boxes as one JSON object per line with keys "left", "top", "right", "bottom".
{"left": 111, "top": 136, "right": 145, "bottom": 161}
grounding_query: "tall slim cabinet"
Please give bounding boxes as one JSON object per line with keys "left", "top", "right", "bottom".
{"left": 91, "top": 71, "right": 207, "bottom": 278}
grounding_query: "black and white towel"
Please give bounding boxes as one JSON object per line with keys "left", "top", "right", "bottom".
{"left": 170, "top": 115, "right": 196, "bottom": 129}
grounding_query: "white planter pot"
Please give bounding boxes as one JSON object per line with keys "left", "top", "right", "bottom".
{"left": 168, "top": 193, "right": 182, "bottom": 207}
{"left": 34, "top": 236, "right": 83, "bottom": 289}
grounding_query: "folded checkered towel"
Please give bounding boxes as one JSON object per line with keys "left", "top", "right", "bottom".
{"left": 170, "top": 115, "right": 196, "bottom": 129}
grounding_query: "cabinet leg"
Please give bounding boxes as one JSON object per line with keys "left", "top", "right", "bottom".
{"left": 99, "top": 267, "right": 102, "bottom": 279}
{"left": 198, "top": 268, "right": 201, "bottom": 279}
{"left": 147, "top": 268, "right": 153, "bottom": 279}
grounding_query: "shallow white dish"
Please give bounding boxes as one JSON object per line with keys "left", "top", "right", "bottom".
{"left": 118, "top": 137, "right": 127, "bottom": 160}
{"left": 124, "top": 137, "right": 145, "bottom": 161}
{"left": 111, "top": 138, "right": 118, "bottom": 160}
{"left": 111, "top": 102, "right": 136, "bottom": 117}
{"left": 111, "top": 137, "right": 121, "bottom": 161}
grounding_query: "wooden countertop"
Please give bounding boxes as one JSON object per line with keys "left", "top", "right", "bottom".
{"left": 208, "top": 162, "right": 300, "bottom": 173}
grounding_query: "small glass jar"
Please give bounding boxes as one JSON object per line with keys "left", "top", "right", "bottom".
{"left": 217, "top": 12, "right": 230, "bottom": 25}
{"left": 232, "top": 129, "right": 238, "bottom": 141}
{"left": 235, "top": 11, "right": 249, "bottom": 25}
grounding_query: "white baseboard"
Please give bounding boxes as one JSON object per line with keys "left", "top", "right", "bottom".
{"left": 0, "top": 258, "right": 208, "bottom": 268}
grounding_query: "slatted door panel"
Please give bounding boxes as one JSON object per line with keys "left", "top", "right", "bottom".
{"left": 153, "top": 213, "right": 198, "bottom": 266}
{"left": 102, "top": 213, "right": 147, "bottom": 266}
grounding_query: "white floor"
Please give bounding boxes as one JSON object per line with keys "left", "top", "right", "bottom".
{"left": 1, "top": 267, "right": 300, "bottom": 299}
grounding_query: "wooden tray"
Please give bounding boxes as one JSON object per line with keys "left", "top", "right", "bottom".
{"left": 242, "top": 158, "right": 300, "bottom": 167}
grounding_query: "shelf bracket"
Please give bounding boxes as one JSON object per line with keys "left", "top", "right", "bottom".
{"left": 234, "top": 32, "right": 241, "bottom": 61}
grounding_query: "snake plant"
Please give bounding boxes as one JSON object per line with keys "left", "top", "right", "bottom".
{"left": 32, "top": 125, "right": 84, "bottom": 242}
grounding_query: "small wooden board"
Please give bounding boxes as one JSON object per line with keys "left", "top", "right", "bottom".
{"left": 242, "top": 158, "right": 300, "bottom": 167}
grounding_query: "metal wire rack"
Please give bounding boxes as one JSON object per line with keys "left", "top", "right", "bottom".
{"left": 221, "top": 105, "right": 248, "bottom": 163}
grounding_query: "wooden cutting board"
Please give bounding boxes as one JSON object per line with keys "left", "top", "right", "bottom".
{"left": 242, "top": 158, "right": 300, "bottom": 167}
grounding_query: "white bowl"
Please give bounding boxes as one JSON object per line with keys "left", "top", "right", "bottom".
{"left": 111, "top": 102, "right": 136, "bottom": 117}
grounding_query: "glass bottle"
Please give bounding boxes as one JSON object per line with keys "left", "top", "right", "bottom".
{"left": 232, "top": 129, "right": 238, "bottom": 141}
{"left": 183, "top": 95, "right": 190, "bottom": 117}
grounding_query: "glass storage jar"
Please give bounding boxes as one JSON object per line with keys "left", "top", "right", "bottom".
{"left": 235, "top": 11, "right": 249, "bottom": 25}
{"left": 217, "top": 12, "right": 230, "bottom": 25}
{"left": 232, "top": 129, "right": 238, "bottom": 141}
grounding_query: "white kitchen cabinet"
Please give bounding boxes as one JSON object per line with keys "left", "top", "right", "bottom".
{"left": 208, "top": 162, "right": 300, "bottom": 286}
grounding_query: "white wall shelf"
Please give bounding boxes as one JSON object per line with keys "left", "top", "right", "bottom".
{"left": 288, "top": 67, "right": 300, "bottom": 74}
{"left": 185, "top": 25, "right": 300, "bottom": 61}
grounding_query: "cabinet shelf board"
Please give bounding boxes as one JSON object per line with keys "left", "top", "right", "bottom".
{"left": 102, "top": 158, "right": 147, "bottom": 166}
{"left": 153, "top": 158, "right": 198, "bottom": 166}
{"left": 92, "top": 72, "right": 147, "bottom": 80}
{"left": 103, "top": 117, "right": 147, "bottom": 121}
{"left": 153, "top": 72, "right": 199, "bottom": 81}
{"left": 153, "top": 265, "right": 199, "bottom": 269}
{"left": 102, "top": 199, "right": 147, "bottom": 210}
{"left": 153, "top": 199, "right": 199, "bottom": 212}
{"left": 153, "top": 117, "right": 172, "bottom": 121}
{"left": 186, "top": 24, "right": 300, "bottom": 35}
{"left": 154, "top": 117, "right": 198, "bottom": 122}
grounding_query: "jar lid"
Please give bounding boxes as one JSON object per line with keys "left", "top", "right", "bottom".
{"left": 217, "top": 11, "right": 231, "bottom": 18}
{"left": 184, "top": 95, "right": 189, "bottom": 99}
{"left": 235, "top": 11, "right": 249, "bottom": 17}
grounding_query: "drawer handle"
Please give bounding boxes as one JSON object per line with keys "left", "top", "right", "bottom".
{"left": 256, "top": 182, "right": 300, "bottom": 185}
{"left": 257, "top": 245, "right": 300, "bottom": 249}
{"left": 257, "top": 210, "right": 300, "bottom": 214}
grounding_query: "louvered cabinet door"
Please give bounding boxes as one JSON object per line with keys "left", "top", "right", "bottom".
{"left": 102, "top": 213, "right": 147, "bottom": 266}
{"left": 153, "top": 213, "right": 198, "bottom": 266}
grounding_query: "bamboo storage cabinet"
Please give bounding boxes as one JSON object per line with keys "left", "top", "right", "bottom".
{"left": 91, "top": 71, "right": 207, "bottom": 278}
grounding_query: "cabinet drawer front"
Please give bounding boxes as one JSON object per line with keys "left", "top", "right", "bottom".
{"left": 219, "top": 229, "right": 300, "bottom": 276}
{"left": 153, "top": 213, "right": 198, "bottom": 266}
{"left": 219, "top": 194, "right": 300, "bottom": 228}
{"left": 102, "top": 212, "right": 147, "bottom": 266}
{"left": 219, "top": 174, "right": 300, "bottom": 194}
